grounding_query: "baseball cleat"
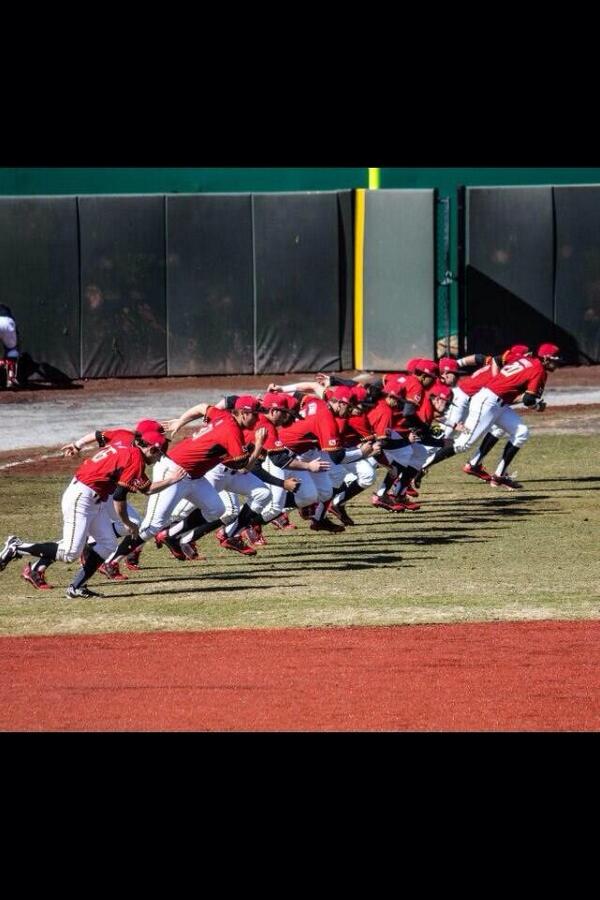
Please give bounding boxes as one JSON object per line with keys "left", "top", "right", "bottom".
{"left": 371, "top": 494, "right": 405, "bottom": 513}
{"left": 463, "top": 462, "right": 492, "bottom": 482}
{"left": 155, "top": 529, "right": 186, "bottom": 560}
{"left": 329, "top": 503, "right": 355, "bottom": 526}
{"left": 219, "top": 535, "right": 257, "bottom": 556}
{"left": 405, "top": 487, "right": 420, "bottom": 498}
{"left": 180, "top": 540, "right": 201, "bottom": 560}
{"left": 298, "top": 503, "right": 317, "bottom": 521}
{"left": 125, "top": 548, "right": 143, "bottom": 571}
{"left": 270, "top": 512, "right": 296, "bottom": 530}
{"left": 242, "top": 525, "right": 267, "bottom": 547}
{"left": 0, "top": 535, "right": 21, "bottom": 571}
{"left": 490, "top": 473, "right": 522, "bottom": 490}
{"left": 98, "top": 561, "right": 128, "bottom": 581}
{"left": 65, "top": 585, "right": 104, "bottom": 600}
{"left": 395, "top": 497, "right": 421, "bottom": 511}
{"left": 309, "top": 517, "right": 345, "bottom": 533}
{"left": 21, "top": 563, "right": 53, "bottom": 590}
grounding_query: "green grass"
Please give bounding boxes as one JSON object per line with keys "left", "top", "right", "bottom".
{"left": 0, "top": 434, "right": 599, "bottom": 636}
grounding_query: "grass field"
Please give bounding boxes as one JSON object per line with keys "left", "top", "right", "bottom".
{"left": 1, "top": 433, "right": 599, "bottom": 637}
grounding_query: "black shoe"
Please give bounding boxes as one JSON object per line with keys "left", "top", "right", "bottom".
{"left": 65, "top": 585, "right": 104, "bottom": 599}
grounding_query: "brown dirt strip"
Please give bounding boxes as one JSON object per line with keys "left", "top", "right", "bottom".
{"left": 1, "top": 620, "right": 598, "bottom": 731}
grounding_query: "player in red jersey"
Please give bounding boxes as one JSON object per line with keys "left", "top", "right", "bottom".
{"left": 369, "top": 360, "right": 438, "bottom": 512}
{"left": 104, "top": 396, "right": 267, "bottom": 561}
{"left": 0, "top": 430, "right": 185, "bottom": 597}
{"left": 61, "top": 418, "right": 168, "bottom": 577}
{"left": 270, "top": 382, "right": 379, "bottom": 531}
{"left": 423, "top": 343, "right": 561, "bottom": 488}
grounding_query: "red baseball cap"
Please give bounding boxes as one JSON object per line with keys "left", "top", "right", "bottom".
{"left": 327, "top": 385, "right": 354, "bottom": 403}
{"left": 405, "top": 358, "right": 421, "bottom": 373}
{"left": 502, "top": 344, "right": 530, "bottom": 364}
{"left": 261, "top": 391, "right": 289, "bottom": 411}
{"left": 415, "top": 359, "right": 439, "bottom": 377}
{"left": 139, "top": 429, "right": 168, "bottom": 451}
{"left": 234, "top": 394, "right": 261, "bottom": 412}
{"left": 136, "top": 418, "right": 165, "bottom": 434}
{"left": 430, "top": 383, "right": 453, "bottom": 400}
{"left": 438, "top": 357, "right": 459, "bottom": 373}
{"left": 351, "top": 385, "right": 370, "bottom": 405}
{"left": 537, "top": 342, "right": 561, "bottom": 359}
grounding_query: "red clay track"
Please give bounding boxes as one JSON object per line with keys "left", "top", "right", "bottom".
{"left": 1, "top": 620, "right": 598, "bottom": 731}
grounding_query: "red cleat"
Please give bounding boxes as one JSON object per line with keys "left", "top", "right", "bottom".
{"left": 155, "top": 529, "right": 186, "bottom": 560}
{"left": 395, "top": 497, "right": 421, "bottom": 511}
{"left": 463, "top": 463, "right": 492, "bottom": 482}
{"left": 271, "top": 512, "right": 297, "bottom": 530}
{"left": 371, "top": 493, "right": 405, "bottom": 512}
{"left": 242, "top": 525, "right": 267, "bottom": 547}
{"left": 220, "top": 535, "right": 257, "bottom": 556}
{"left": 21, "top": 563, "right": 53, "bottom": 590}
{"left": 490, "top": 473, "right": 522, "bottom": 490}
{"left": 125, "top": 547, "right": 143, "bottom": 571}
{"left": 98, "top": 561, "right": 128, "bottom": 581}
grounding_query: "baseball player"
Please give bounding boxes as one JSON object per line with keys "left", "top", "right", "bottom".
{"left": 423, "top": 343, "right": 561, "bottom": 488}
{"left": 368, "top": 360, "right": 438, "bottom": 512}
{"left": 0, "top": 429, "right": 185, "bottom": 597}
{"left": 155, "top": 392, "right": 327, "bottom": 552}
{"left": 103, "top": 395, "right": 268, "bottom": 565}
{"left": 0, "top": 303, "right": 20, "bottom": 389}
{"left": 273, "top": 383, "right": 378, "bottom": 531}
{"left": 61, "top": 418, "right": 168, "bottom": 577}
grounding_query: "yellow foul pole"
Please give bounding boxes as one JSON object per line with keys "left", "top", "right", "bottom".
{"left": 368, "top": 167, "right": 380, "bottom": 189}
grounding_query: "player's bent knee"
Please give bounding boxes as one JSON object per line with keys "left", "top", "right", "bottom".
{"left": 513, "top": 425, "right": 529, "bottom": 447}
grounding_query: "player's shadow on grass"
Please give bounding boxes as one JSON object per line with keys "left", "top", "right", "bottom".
{"left": 522, "top": 476, "right": 600, "bottom": 484}
{"left": 108, "top": 582, "right": 306, "bottom": 598}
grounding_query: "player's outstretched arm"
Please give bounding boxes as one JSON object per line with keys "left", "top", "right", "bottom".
{"left": 163, "top": 403, "right": 210, "bottom": 437}
{"left": 61, "top": 431, "right": 99, "bottom": 456}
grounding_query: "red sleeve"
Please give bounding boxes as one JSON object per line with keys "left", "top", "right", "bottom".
{"left": 315, "top": 407, "right": 342, "bottom": 451}
{"left": 524, "top": 367, "right": 547, "bottom": 397}
{"left": 367, "top": 403, "right": 392, "bottom": 438}
{"left": 117, "top": 447, "right": 150, "bottom": 492}
{"left": 220, "top": 421, "right": 250, "bottom": 467}
{"left": 404, "top": 376, "right": 424, "bottom": 406}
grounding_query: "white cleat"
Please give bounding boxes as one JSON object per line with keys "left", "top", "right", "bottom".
{"left": 0, "top": 535, "right": 21, "bottom": 571}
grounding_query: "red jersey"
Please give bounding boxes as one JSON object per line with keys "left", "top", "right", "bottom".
{"left": 459, "top": 360, "right": 496, "bottom": 397}
{"left": 243, "top": 413, "right": 284, "bottom": 453}
{"left": 367, "top": 398, "right": 403, "bottom": 438}
{"left": 343, "top": 411, "right": 375, "bottom": 447}
{"left": 485, "top": 356, "right": 547, "bottom": 404}
{"left": 169, "top": 409, "right": 249, "bottom": 478}
{"left": 278, "top": 397, "right": 342, "bottom": 452}
{"left": 75, "top": 443, "right": 150, "bottom": 501}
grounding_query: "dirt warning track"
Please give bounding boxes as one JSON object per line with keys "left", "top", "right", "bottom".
{"left": 1, "top": 620, "right": 598, "bottom": 731}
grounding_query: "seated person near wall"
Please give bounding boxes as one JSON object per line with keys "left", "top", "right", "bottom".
{"left": 0, "top": 303, "right": 20, "bottom": 388}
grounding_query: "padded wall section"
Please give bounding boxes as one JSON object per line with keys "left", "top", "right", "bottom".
{"left": 465, "top": 187, "right": 554, "bottom": 355}
{"left": 363, "top": 190, "right": 435, "bottom": 370}
{"left": 166, "top": 195, "right": 254, "bottom": 375}
{"left": 253, "top": 193, "right": 341, "bottom": 374}
{"left": 0, "top": 197, "right": 80, "bottom": 378}
{"left": 554, "top": 186, "right": 600, "bottom": 363}
{"left": 79, "top": 196, "right": 166, "bottom": 377}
